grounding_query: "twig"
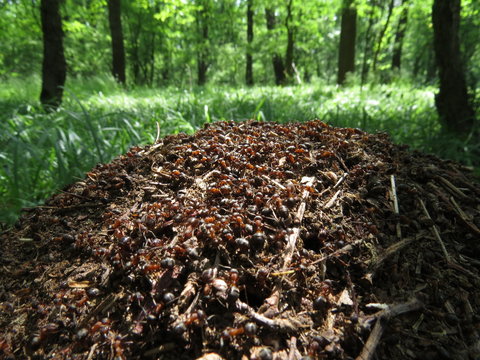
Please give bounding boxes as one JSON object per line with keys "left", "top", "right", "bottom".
{"left": 356, "top": 298, "right": 423, "bottom": 360}
{"left": 263, "top": 178, "right": 315, "bottom": 315}
{"left": 450, "top": 197, "right": 480, "bottom": 236}
{"left": 426, "top": 182, "right": 480, "bottom": 237}
{"left": 79, "top": 294, "right": 117, "bottom": 328}
{"left": 235, "top": 299, "right": 298, "bottom": 332}
{"left": 288, "top": 336, "right": 300, "bottom": 360}
{"left": 86, "top": 343, "right": 98, "bottom": 360}
{"left": 155, "top": 121, "right": 161, "bottom": 143}
{"left": 333, "top": 173, "right": 348, "bottom": 189}
{"left": 282, "top": 177, "right": 315, "bottom": 270}
{"left": 144, "top": 343, "right": 177, "bottom": 357}
{"left": 346, "top": 270, "right": 359, "bottom": 315}
{"left": 324, "top": 190, "right": 341, "bottom": 209}
{"left": 310, "top": 238, "right": 365, "bottom": 266}
{"left": 436, "top": 175, "right": 468, "bottom": 199}
{"left": 261, "top": 175, "right": 286, "bottom": 190}
{"left": 22, "top": 203, "right": 105, "bottom": 212}
{"left": 368, "top": 234, "right": 423, "bottom": 273}
{"left": 447, "top": 261, "right": 478, "bottom": 279}
{"left": 418, "top": 198, "right": 450, "bottom": 262}
{"left": 390, "top": 175, "right": 402, "bottom": 239}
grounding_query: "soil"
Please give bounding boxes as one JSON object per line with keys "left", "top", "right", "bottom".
{"left": 0, "top": 120, "right": 479, "bottom": 360}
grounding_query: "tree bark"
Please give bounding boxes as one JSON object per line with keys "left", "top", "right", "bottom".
{"left": 391, "top": 0, "right": 408, "bottom": 70}
{"left": 245, "top": 0, "right": 254, "bottom": 86}
{"left": 107, "top": 0, "right": 126, "bottom": 84}
{"left": 337, "top": 0, "right": 357, "bottom": 85}
{"left": 265, "top": 8, "right": 286, "bottom": 85}
{"left": 40, "top": 0, "right": 66, "bottom": 110}
{"left": 432, "top": 0, "right": 475, "bottom": 134}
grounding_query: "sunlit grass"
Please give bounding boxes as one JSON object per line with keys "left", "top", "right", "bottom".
{"left": 0, "top": 75, "right": 478, "bottom": 225}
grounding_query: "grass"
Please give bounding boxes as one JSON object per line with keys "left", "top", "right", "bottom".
{"left": 1, "top": 74, "right": 478, "bottom": 225}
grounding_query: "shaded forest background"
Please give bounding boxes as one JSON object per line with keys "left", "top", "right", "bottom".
{"left": 1, "top": 0, "right": 477, "bottom": 90}
{"left": 0, "top": 0, "right": 479, "bottom": 225}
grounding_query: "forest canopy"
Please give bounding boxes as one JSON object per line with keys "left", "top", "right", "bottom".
{"left": 1, "top": 0, "right": 478, "bottom": 88}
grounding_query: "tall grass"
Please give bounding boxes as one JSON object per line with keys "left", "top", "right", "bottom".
{"left": 0, "top": 75, "right": 478, "bottom": 225}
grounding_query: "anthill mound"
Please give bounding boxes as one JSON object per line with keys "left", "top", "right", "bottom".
{"left": 1, "top": 120, "right": 479, "bottom": 360}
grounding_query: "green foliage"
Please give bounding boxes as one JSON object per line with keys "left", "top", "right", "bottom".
{"left": 0, "top": 0, "right": 42, "bottom": 78}
{"left": 1, "top": 76, "right": 478, "bottom": 225}
{"left": 0, "top": 0, "right": 478, "bottom": 87}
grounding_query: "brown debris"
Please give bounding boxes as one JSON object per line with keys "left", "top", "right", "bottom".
{"left": 1, "top": 120, "right": 479, "bottom": 359}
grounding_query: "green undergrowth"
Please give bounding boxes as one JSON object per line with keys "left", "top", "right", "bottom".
{"left": 1, "top": 75, "right": 478, "bottom": 225}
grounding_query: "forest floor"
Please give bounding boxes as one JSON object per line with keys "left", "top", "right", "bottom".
{"left": 1, "top": 120, "right": 479, "bottom": 359}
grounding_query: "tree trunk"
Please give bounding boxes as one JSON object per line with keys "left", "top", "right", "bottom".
{"left": 147, "top": 31, "right": 155, "bottom": 86}
{"left": 40, "top": 0, "right": 66, "bottom": 110}
{"left": 284, "top": 0, "right": 295, "bottom": 80}
{"left": 197, "top": 55, "right": 208, "bottom": 86}
{"left": 245, "top": 0, "right": 254, "bottom": 86}
{"left": 337, "top": 0, "right": 356, "bottom": 85}
{"left": 127, "top": 11, "right": 142, "bottom": 84}
{"left": 391, "top": 0, "right": 408, "bottom": 70}
{"left": 107, "top": 0, "right": 126, "bottom": 84}
{"left": 265, "top": 8, "right": 286, "bottom": 85}
{"left": 360, "top": 6, "right": 375, "bottom": 85}
{"left": 196, "top": 1, "right": 209, "bottom": 86}
{"left": 372, "top": 0, "right": 394, "bottom": 72}
{"left": 432, "top": 0, "right": 475, "bottom": 134}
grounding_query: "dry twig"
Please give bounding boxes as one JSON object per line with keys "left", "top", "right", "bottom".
{"left": 418, "top": 198, "right": 450, "bottom": 262}
{"left": 390, "top": 175, "right": 402, "bottom": 239}
{"left": 356, "top": 298, "right": 423, "bottom": 360}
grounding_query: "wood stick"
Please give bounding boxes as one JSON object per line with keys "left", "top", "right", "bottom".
{"left": 310, "top": 238, "right": 365, "bottom": 266}
{"left": 262, "top": 174, "right": 286, "bottom": 190}
{"left": 436, "top": 175, "right": 468, "bottom": 199}
{"left": 288, "top": 336, "right": 298, "bottom": 360}
{"left": 450, "top": 197, "right": 480, "bottom": 236}
{"left": 282, "top": 177, "right": 315, "bottom": 270}
{"left": 418, "top": 198, "right": 450, "bottom": 262}
{"left": 333, "top": 173, "right": 348, "bottom": 189}
{"left": 325, "top": 190, "right": 341, "bottom": 209}
{"left": 155, "top": 121, "right": 161, "bottom": 143}
{"left": 425, "top": 181, "right": 480, "bottom": 237}
{"left": 368, "top": 234, "right": 423, "bottom": 273}
{"left": 390, "top": 175, "right": 402, "bottom": 239}
{"left": 237, "top": 301, "right": 300, "bottom": 333}
{"left": 356, "top": 298, "right": 423, "bottom": 360}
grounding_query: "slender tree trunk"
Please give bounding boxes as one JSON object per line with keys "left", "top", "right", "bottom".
{"left": 360, "top": 7, "right": 375, "bottom": 85}
{"left": 128, "top": 13, "right": 142, "bottom": 84}
{"left": 245, "top": 0, "right": 254, "bottom": 86}
{"left": 284, "top": 0, "right": 295, "bottom": 80}
{"left": 161, "top": 51, "right": 171, "bottom": 83}
{"left": 40, "top": 0, "right": 66, "bottom": 110}
{"left": 265, "top": 8, "right": 286, "bottom": 85}
{"left": 372, "top": 0, "right": 394, "bottom": 72}
{"left": 148, "top": 32, "right": 155, "bottom": 86}
{"left": 196, "top": 2, "right": 209, "bottom": 86}
{"left": 107, "top": 0, "right": 126, "bottom": 84}
{"left": 197, "top": 52, "right": 208, "bottom": 86}
{"left": 432, "top": 0, "right": 475, "bottom": 134}
{"left": 337, "top": 0, "right": 356, "bottom": 85}
{"left": 391, "top": 0, "right": 408, "bottom": 70}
